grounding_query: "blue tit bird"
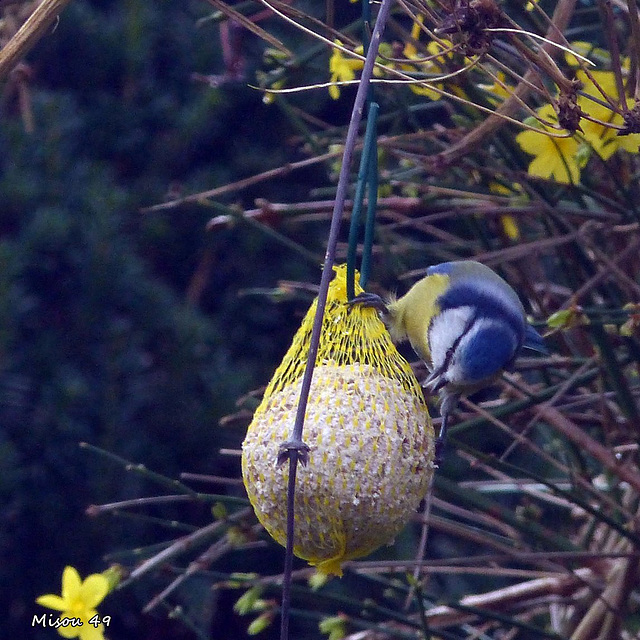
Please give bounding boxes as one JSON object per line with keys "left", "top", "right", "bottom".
{"left": 351, "top": 260, "right": 547, "bottom": 463}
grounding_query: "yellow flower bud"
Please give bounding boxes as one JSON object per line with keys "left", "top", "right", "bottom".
{"left": 247, "top": 612, "right": 274, "bottom": 635}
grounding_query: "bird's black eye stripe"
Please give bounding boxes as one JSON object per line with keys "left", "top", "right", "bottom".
{"left": 429, "top": 312, "right": 478, "bottom": 385}
{"left": 449, "top": 313, "right": 478, "bottom": 362}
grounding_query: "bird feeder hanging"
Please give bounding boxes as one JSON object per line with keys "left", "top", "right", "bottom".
{"left": 242, "top": 264, "right": 435, "bottom": 576}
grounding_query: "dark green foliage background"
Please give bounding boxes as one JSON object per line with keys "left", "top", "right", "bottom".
{"left": 1, "top": 1, "right": 328, "bottom": 637}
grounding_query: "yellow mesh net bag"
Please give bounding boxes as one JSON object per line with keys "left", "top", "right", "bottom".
{"left": 242, "top": 265, "right": 435, "bottom": 576}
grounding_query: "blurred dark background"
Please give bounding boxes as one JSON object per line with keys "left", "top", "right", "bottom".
{"left": 0, "top": 1, "right": 339, "bottom": 637}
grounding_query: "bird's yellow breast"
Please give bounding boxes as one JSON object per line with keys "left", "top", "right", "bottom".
{"left": 386, "top": 274, "right": 450, "bottom": 365}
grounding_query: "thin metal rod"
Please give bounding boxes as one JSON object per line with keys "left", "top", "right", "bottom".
{"left": 278, "top": 1, "right": 395, "bottom": 638}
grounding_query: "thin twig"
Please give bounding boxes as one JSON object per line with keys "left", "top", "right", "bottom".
{"left": 436, "top": 0, "right": 578, "bottom": 166}
{"left": 205, "top": 0, "right": 292, "bottom": 56}
{"left": 141, "top": 149, "right": 343, "bottom": 214}
{"left": 0, "top": 0, "right": 73, "bottom": 81}
{"left": 143, "top": 523, "right": 264, "bottom": 613}
{"left": 86, "top": 494, "right": 196, "bottom": 515}
{"left": 514, "top": 382, "right": 640, "bottom": 495}
{"left": 403, "top": 472, "right": 436, "bottom": 610}
{"left": 119, "top": 507, "right": 252, "bottom": 589}
{"left": 626, "top": 0, "right": 640, "bottom": 101}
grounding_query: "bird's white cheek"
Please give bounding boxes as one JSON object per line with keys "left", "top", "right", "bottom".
{"left": 428, "top": 306, "right": 474, "bottom": 373}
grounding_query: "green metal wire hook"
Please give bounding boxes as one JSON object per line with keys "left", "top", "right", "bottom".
{"left": 346, "top": 0, "right": 379, "bottom": 300}
{"left": 360, "top": 114, "right": 378, "bottom": 289}
{"left": 346, "top": 103, "right": 379, "bottom": 300}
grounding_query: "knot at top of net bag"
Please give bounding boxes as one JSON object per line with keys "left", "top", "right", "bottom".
{"left": 242, "top": 264, "right": 435, "bottom": 576}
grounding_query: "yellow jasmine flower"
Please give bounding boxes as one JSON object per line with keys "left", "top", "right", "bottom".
{"left": 518, "top": 43, "right": 640, "bottom": 184}
{"left": 489, "top": 181, "right": 524, "bottom": 197}
{"left": 403, "top": 16, "right": 469, "bottom": 100}
{"left": 329, "top": 40, "right": 364, "bottom": 100}
{"left": 402, "top": 16, "right": 450, "bottom": 100}
{"left": 500, "top": 214, "right": 520, "bottom": 240}
{"left": 579, "top": 70, "right": 620, "bottom": 146}
{"left": 576, "top": 69, "right": 640, "bottom": 157}
{"left": 262, "top": 78, "right": 286, "bottom": 105}
{"left": 403, "top": 40, "right": 453, "bottom": 100}
{"left": 36, "top": 566, "right": 109, "bottom": 640}
{"left": 489, "top": 182, "right": 525, "bottom": 240}
{"left": 616, "top": 126, "right": 640, "bottom": 153}
{"left": 565, "top": 41, "right": 610, "bottom": 68}
{"left": 403, "top": 15, "right": 426, "bottom": 60}
{"left": 479, "top": 71, "right": 514, "bottom": 104}
{"left": 516, "top": 104, "right": 582, "bottom": 184}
